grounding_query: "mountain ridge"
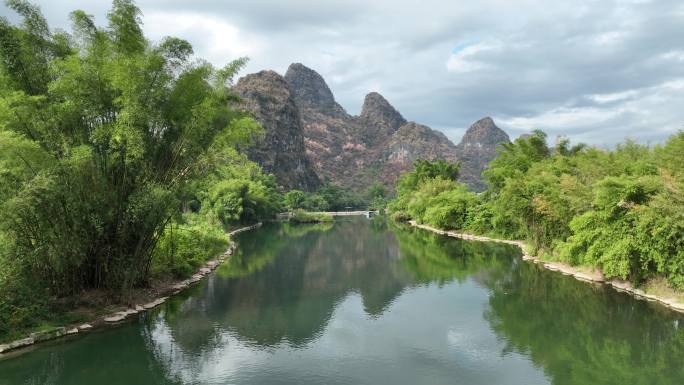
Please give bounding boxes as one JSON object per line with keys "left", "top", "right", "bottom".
{"left": 233, "top": 70, "right": 320, "bottom": 191}
{"left": 235, "top": 63, "right": 510, "bottom": 192}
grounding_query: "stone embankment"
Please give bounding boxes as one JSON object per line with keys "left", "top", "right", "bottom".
{"left": 0, "top": 223, "right": 262, "bottom": 355}
{"left": 408, "top": 221, "right": 684, "bottom": 314}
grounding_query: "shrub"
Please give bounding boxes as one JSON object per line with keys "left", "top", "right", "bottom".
{"left": 152, "top": 215, "right": 230, "bottom": 278}
{"left": 391, "top": 211, "right": 411, "bottom": 222}
{"left": 421, "top": 185, "right": 476, "bottom": 230}
{"left": 559, "top": 175, "right": 684, "bottom": 287}
{"left": 289, "top": 209, "right": 334, "bottom": 224}
{"left": 0, "top": 248, "right": 50, "bottom": 341}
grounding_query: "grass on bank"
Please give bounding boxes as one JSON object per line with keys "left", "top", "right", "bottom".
{"left": 288, "top": 209, "right": 334, "bottom": 224}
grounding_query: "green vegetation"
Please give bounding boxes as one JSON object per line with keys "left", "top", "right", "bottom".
{"left": 388, "top": 159, "right": 476, "bottom": 228}
{"left": 366, "top": 181, "right": 388, "bottom": 211}
{"left": 390, "top": 131, "right": 684, "bottom": 291}
{"left": 393, "top": 221, "right": 516, "bottom": 285}
{"left": 486, "top": 259, "right": 684, "bottom": 385}
{"left": 0, "top": 0, "right": 280, "bottom": 341}
{"left": 288, "top": 209, "right": 334, "bottom": 224}
{"left": 283, "top": 182, "right": 364, "bottom": 212}
{"left": 151, "top": 214, "right": 230, "bottom": 278}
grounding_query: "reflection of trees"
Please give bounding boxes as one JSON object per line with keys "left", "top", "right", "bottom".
{"left": 0, "top": 325, "right": 182, "bottom": 385}
{"left": 155, "top": 219, "right": 413, "bottom": 349}
{"left": 485, "top": 262, "right": 684, "bottom": 385}
{"left": 392, "top": 222, "right": 518, "bottom": 286}
{"left": 155, "top": 219, "right": 522, "bottom": 353}
{"left": 280, "top": 222, "right": 334, "bottom": 238}
{"left": 6, "top": 219, "right": 684, "bottom": 385}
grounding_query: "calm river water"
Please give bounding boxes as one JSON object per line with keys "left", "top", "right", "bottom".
{"left": 1, "top": 217, "right": 684, "bottom": 384}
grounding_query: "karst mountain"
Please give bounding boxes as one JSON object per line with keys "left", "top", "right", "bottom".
{"left": 234, "top": 63, "right": 510, "bottom": 192}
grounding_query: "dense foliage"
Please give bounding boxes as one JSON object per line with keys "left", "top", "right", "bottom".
{"left": 390, "top": 131, "right": 684, "bottom": 290}
{"left": 365, "top": 181, "right": 388, "bottom": 211}
{"left": 388, "top": 159, "right": 476, "bottom": 228}
{"left": 288, "top": 209, "right": 334, "bottom": 224}
{"left": 283, "top": 182, "right": 364, "bottom": 212}
{"left": 0, "top": 0, "right": 279, "bottom": 339}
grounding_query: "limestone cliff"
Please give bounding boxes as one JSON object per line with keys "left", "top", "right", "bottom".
{"left": 358, "top": 92, "right": 407, "bottom": 146}
{"left": 236, "top": 63, "right": 510, "bottom": 192}
{"left": 454, "top": 117, "right": 510, "bottom": 191}
{"left": 233, "top": 70, "right": 320, "bottom": 191}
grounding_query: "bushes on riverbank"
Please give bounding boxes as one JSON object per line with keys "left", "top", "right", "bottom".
{"left": 389, "top": 159, "right": 475, "bottom": 230}
{"left": 390, "top": 131, "right": 684, "bottom": 290}
{"left": 152, "top": 215, "right": 230, "bottom": 278}
{"left": 0, "top": 255, "right": 50, "bottom": 340}
{"left": 288, "top": 209, "right": 334, "bottom": 224}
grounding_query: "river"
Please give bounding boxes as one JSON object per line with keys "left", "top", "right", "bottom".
{"left": 1, "top": 217, "right": 683, "bottom": 384}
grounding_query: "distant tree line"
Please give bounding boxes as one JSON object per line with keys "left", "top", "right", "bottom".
{"left": 283, "top": 182, "right": 385, "bottom": 212}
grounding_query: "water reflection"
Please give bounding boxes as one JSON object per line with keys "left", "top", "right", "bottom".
{"left": 137, "top": 218, "right": 525, "bottom": 384}
{"left": 2, "top": 217, "right": 684, "bottom": 385}
{"left": 150, "top": 219, "right": 518, "bottom": 351}
{"left": 485, "top": 261, "right": 684, "bottom": 384}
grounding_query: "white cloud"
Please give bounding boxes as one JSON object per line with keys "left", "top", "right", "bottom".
{"left": 144, "top": 11, "right": 261, "bottom": 65}
{"left": 661, "top": 50, "right": 684, "bottom": 62}
{"left": 593, "top": 31, "right": 628, "bottom": 46}
{"left": 588, "top": 90, "right": 638, "bottom": 104}
{"left": 2, "top": 0, "right": 684, "bottom": 145}
{"left": 446, "top": 41, "right": 502, "bottom": 73}
{"left": 497, "top": 78, "right": 684, "bottom": 144}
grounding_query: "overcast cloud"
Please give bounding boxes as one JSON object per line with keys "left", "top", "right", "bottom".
{"left": 3, "top": 0, "right": 684, "bottom": 145}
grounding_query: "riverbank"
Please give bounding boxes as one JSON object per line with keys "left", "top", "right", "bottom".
{"left": 408, "top": 220, "right": 684, "bottom": 314}
{"left": 0, "top": 223, "right": 262, "bottom": 356}
{"left": 275, "top": 210, "right": 379, "bottom": 220}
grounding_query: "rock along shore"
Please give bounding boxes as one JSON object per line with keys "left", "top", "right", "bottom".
{"left": 408, "top": 220, "right": 684, "bottom": 314}
{"left": 0, "top": 223, "right": 263, "bottom": 356}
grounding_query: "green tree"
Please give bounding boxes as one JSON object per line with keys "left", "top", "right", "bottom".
{"left": 284, "top": 190, "right": 306, "bottom": 211}
{"left": 0, "top": 0, "right": 257, "bottom": 295}
{"left": 388, "top": 159, "right": 472, "bottom": 229}
{"left": 303, "top": 193, "right": 330, "bottom": 211}
{"left": 367, "top": 181, "right": 388, "bottom": 200}
{"left": 396, "top": 159, "right": 460, "bottom": 196}
{"left": 366, "top": 181, "right": 388, "bottom": 210}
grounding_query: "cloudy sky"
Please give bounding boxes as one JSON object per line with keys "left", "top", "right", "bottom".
{"left": 3, "top": 0, "right": 684, "bottom": 145}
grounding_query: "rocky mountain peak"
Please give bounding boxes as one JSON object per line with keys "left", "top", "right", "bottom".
{"left": 459, "top": 116, "right": 510, "bottom": 146}
{"left": 455, "top": 117, "right": 511, "bottom": 191}
{"left": 284, "top": 63, "right": 345, "bottom": 116}
{"left": 233, "top": 70, "right": 320, "bottom": 191}
{"left": 359, "top": 92, "right": 407, "bottom": 135}
{"left": 236, "top": 63, "right": 511, "bottom": 193}
{"left": 235, "top": 70, "right": 289, "bottom": 100}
